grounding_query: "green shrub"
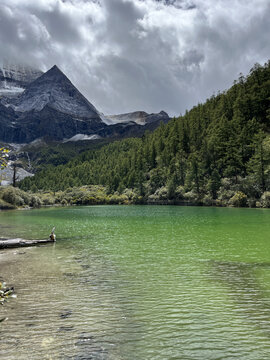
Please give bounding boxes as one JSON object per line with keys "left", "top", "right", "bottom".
{"left": 122, "top": 188, "right": 138, "bottom": 201}
{"left": 215, "top": 199, "right": 223, "bottom": 207}
{"left": 0, "top": 198, "right": 16, "bottom": 210}
{"left": 155, "top": 186, "right": 168, "bottom": 200}
{"left": 82, "top": 196, "right": 97, "bottom": 205}
{"left": 217, "top": 189, "right": 234, "bottom": 202}
{"left": 1, "top": 187, "right": 24, "bottom": 206}
{"left": 183, "top": 190, "right": 198, "bottom": 202}
{"left": 30, "top": 195, "right": 42, "bottom": 208}
{"left": 175, "top": 186, "right": 185, "bottom": 200}
{"left": 260, "top": 192, "right": 270, "bottom": 208}
{"left": 247, "top": 198, "right": 257, "bottom": 208}
{"left": 109, "top": 194, "right": 123, "bottom": 204}
{"left": 202, "top": 195, "right": 213, "bottom": 206}
{"left": 41, "top": 195, "right": 55, "bottom": 205}
{"left": 229, "top": 191, "right": 247, "bottom": 207}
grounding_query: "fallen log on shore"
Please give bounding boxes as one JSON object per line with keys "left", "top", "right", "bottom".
{"left": 0, "top": 238, "right": 55, "bottom": 249}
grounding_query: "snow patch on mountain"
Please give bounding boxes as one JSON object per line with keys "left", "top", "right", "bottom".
{"left": 63, "top": 134, "right": 101, "bottom": 142}
{"left": 0, "top": 61, "right": 43, "bottom": 98}
{"left": 103, "top": 110, "right": 170, "bottom": 125}
{"left": 0, "top": 85, "right": 24, "bottom": 97}
{"left": 0, "top": 61, "right": 43, "bottom": 84}
{"left": 9, "top": 65, "right": 101, "bottom": 120}
{"left": 103, "top": 111, "right": 148, "bottom": 125}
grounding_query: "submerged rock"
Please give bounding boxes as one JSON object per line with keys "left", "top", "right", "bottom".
{"left": 75, "top": 333, "right": 94, "bottom": 346}
{"left": 58, "top": 326, "right": 74, "bottom": 332}
{"left": 60, "top": 309, "right": 73, "bottom": 319}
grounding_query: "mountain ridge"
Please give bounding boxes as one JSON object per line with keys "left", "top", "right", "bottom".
{"left": 103, "top": 110, "right": 169, "bottom": 125}
{"left": 0, "top": 64, "right": 170, "bottom": 144}
{"left": 6, "top": 65, "right": 101, "bottom": 119}
{"left": 19, "top": 61, "right": 270, "bottom": 207}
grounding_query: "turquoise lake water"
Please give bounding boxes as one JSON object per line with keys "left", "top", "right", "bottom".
{"left": 0, "top": 205, "right": 270, "bottom": 359}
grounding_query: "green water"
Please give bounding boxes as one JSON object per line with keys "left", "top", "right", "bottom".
{"left": 0, "top": 205, "right": 270, "bottom": 359}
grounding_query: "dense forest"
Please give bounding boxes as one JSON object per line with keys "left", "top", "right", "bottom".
{"left": 20, "top": 62, "right": 270, "bottom": 207}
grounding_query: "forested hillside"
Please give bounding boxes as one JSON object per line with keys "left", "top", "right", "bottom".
{"left": 20, "top": 62, "right": 270, "bottom": 207}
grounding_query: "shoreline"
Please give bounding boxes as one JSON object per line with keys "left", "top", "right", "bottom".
{"left": 1, "top": 185, "right": 270, "bottom": 210}
{"left": 1, "top": 201, "right": 270, "bottom": 213}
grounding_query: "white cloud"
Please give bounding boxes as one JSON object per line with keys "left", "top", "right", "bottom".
{"left": 0, "top": 0, "right": 269, "bottom": 115}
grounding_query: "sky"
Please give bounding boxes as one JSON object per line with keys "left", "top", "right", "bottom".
{"left": 0, "top": 0, "right": 269, "bottom": 116}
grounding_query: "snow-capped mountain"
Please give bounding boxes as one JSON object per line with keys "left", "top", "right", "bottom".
{"left": 0, "top": 65, "right": 104, "bottom": 143}
{"left": 103, "top": 110, "right": 169, "bottom": 125}
{"left": 0, "top": 64, "right": 170, "bottom": 144}
{"left": 8, "top": 65, "right": 100, "bottom": 118}
{"left": 0, "top": 61, "right": 43, "bottom": 98}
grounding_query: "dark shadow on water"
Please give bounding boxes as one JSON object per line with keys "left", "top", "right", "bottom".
{"left": 209, "top": 260, "right": 270, "bottom": 336}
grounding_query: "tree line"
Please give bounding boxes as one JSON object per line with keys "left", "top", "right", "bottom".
{"left": 20, "top": 61, "right": 270, "bottom": 206}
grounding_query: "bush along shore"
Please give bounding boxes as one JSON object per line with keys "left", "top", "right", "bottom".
{"left": 19, "top": 62, "right": 270, "bottom": 206}
{"left": 0, "top": 185, "right": 270, "bottom": 210}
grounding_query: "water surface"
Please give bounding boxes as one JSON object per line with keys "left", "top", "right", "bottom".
{"left": 0, "top": 205, "right": 270, "bottom": 359}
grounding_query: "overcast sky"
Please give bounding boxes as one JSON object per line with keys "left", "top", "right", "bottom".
{"left": 0, "top": 0, "right": 269, "bottom": 116}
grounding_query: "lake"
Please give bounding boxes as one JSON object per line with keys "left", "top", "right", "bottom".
{"left": 0, "top": 205, "right": 270, "bottom": 359}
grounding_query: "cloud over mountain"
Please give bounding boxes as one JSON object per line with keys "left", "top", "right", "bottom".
{"left": 0, "top": 0, "right": 269, "bottom": 116}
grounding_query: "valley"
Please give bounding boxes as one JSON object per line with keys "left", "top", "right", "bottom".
{"left": 1, "top": 61, "right": 267, "bottom": 209}
{"left": 0, "top": 2, "right": 270, "bottom": 359}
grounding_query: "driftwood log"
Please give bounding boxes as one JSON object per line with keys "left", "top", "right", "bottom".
{"left": 0, "top": 238, "right": 55, "bottom": 249}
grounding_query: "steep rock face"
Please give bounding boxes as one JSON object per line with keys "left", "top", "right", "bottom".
{"left": 16, "top": 105, "right": 104, "bottom": 143}
{"left": 0, "top": 103, "right": 19, "bottom": 142}
{"left": 0, "top": 65, "right": 104, "bottom": 143}
{"left": 0, "top": 64, "right": 170, "bottom": 144}
{"left": 0, "top": 62, "right": 43, "bottom": 97}
{"left": 144, "top": 111, "right": 170, "bottom": 124}
{"left": 9, "top": 65, "right": 101, "bottom": 119}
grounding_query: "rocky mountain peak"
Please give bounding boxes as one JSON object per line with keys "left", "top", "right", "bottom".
{"left": 104, "top": 109, "right": 169, "bottom": 125}
{"left": 0, "top": 63, "right": 171, "bottom": 144}
{"left": 8, "top": 65, "right": 101, "bottom": 119}
{"left": 50, "top": 64, "right": 60, "bottom": 71}
{"left": 35, "top": 64, "right": 68, "bottom": 84}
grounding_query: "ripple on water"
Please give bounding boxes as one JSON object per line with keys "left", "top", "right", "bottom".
{"left": 0, "top": 205, "right": 270, "bottom": 359}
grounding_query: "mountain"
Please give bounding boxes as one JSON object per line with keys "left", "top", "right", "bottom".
{"left": 20, "top": 61, "right": 270, "bottom": 208}
{"left": 103, "top": 110, "right": 169, "bottom": 125}
{"left": 0, "top": 61, "right": 43, "bottom": 98}
{"left": 8, "top": 65, "right": 101, "bottom": 118}
{"left": 0, "top": 65, "right": 104, "bottom": 143}
{"left": 0, "top": 64, "right": 169, "bottom": 144}
{"left": 96, "top": 111, "right": 170, "bottom": 140}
